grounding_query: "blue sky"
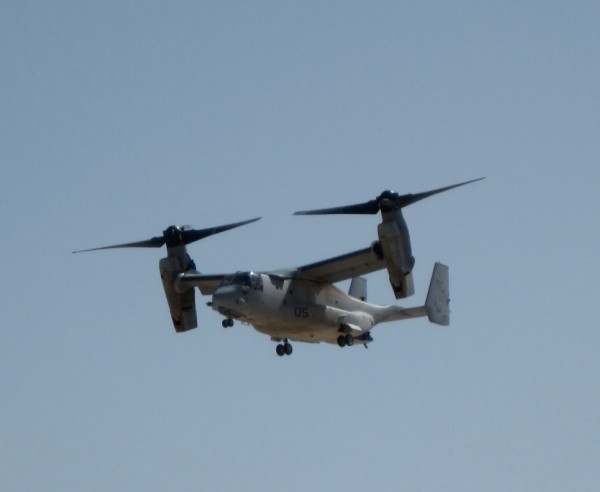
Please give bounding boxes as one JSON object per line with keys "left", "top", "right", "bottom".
{"left": 1, "top": 1, "right": 599, "bottom": 491}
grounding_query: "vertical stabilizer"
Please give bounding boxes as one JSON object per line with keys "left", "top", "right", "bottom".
{"left": 349, "top": 277, "right": 367, "bottom": 301}
{"left": 425, "top": 263, "right": 449, "bottom": 326}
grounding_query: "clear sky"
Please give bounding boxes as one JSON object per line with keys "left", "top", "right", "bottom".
{"left": 1, "top": 1, "right": 599, "bottom": 491}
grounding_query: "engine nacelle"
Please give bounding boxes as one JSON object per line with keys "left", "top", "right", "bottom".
{"left": 159, "top": 251, "right": 197, "bottom": 333}
{"left": 377, "top": 209, "right": 415, "bottom": 299}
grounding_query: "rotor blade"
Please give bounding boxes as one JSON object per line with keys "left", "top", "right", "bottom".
{"left": 294, "top": 200, "right": 380, "bottom": 215}
{"left": 394, "top": 177, "right": 485, "bottom": 208}
{"left": 73, "top": 217, "right": 261, "bottom": 253}
{"left": 179, "top": 217, "right": 262, "bottom": 245}
{"left": 73, "top": 236, "right": 165, "bottom": 253}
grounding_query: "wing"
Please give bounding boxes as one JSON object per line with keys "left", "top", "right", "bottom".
{"left": 176, "top": 273, "right": 228, "bottom": 295}
{"left": 271, "top": 245, "right": 385, "bottom": 284}
{"left": 178, "top": 245, "right": 386, "bottom": 291}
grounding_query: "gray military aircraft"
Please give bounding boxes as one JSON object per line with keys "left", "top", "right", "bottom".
{"left": 75, "top": 178, "right": 483, "bottom": 356}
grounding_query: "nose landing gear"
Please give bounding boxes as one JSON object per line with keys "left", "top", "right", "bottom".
{"left": 221, "top": 318, "right": 234, "bottom": 328}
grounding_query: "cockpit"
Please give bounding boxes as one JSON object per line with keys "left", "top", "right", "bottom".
{"left": 222, "top": 271, "right": 263, "bottom": 290}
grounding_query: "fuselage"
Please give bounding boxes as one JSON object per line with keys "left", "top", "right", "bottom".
{"left": 210, "top": 272, "right": 413, "bottom": 345}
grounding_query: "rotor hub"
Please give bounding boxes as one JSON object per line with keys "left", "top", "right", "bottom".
{"left": 163, "top": 226, "right": 185, "bottom": 247}
{"left": 378, "top": 190, "right": 400, "bottom": 212}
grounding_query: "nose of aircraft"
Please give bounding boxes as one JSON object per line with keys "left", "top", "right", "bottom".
{"left": 212, "top": 285, "right": 248, "bottom": 314}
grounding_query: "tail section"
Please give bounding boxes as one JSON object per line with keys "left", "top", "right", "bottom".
{"left": 373, "top": 262, "right": 450, "bottom": 325}
{"left": 425, "top": 262, "right": 449, "bottom": 326}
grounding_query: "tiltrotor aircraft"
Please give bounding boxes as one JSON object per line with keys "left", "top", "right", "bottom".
{"left": 75, "top": 178, "right": 483, "bottom": 356}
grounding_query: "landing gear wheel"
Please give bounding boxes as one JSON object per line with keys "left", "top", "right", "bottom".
{"left": 337, "top": 335, "right": 347, "bottom": 347}
{"left": 284, "top": 342, "right": 293, "bottom": 356}
{"left": 276, "top": 344, "right": 285, "bottom": 356}
{"left": 345, "top": 334, "right": 354, "bottom": 346}
{"left": 222, "top": 318, "right": 234, "bottom": 328}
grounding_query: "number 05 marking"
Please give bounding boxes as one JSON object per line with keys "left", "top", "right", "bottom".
{"left": 294, "top": 307, "right": 309, "bottom": 318}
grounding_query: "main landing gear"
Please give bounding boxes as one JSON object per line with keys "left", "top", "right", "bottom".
{"left": 276, "top": 340, "right": 293, "bottom": 357}
{"left": 221, "top": 318, "right": 234, "bottom": 328}
{"left": 337, "top": 334, "right": 354, "bottom": 347}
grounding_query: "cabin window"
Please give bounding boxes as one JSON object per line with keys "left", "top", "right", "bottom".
{"left": 225, "top": 271, "right": 263, "bottom": 290}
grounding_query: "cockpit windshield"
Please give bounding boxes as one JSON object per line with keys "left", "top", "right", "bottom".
{"left": 223, "top": 271, "right": 263, "bottom": 290}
